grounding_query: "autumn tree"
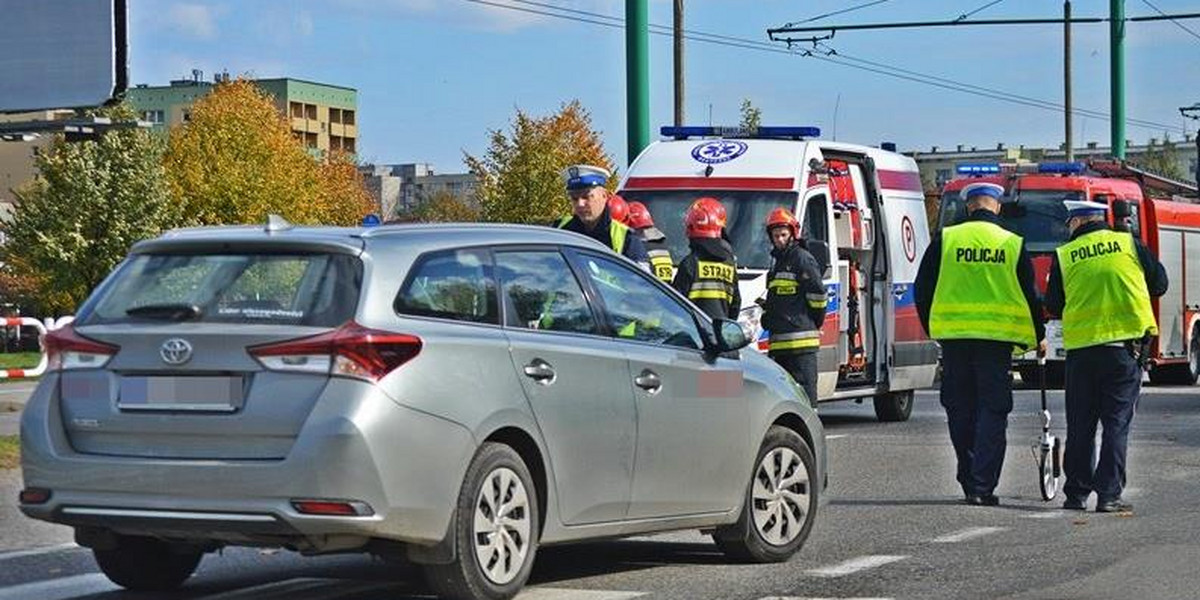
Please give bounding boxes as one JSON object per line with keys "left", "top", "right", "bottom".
{"left": 164, "top": 78, "right": 370, "bottom": 226}
{"left": 1, "top": 103, "right": 180, "bottom": 314}
{"left": 465, "top": 101, "right": 615, "bottom": 224}
{"left": 414, "top": 189, "right": 481, "bottom": 222}
{"left": 1136, "top": 136, "right": 1187, "bottom": 181}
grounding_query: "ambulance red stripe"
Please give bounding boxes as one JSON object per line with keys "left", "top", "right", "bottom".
{"left": 877, "top": 169, "right": 923, "bottom": 193}
{"left": 622, "top": 176, "right": 794, "bottom": 191}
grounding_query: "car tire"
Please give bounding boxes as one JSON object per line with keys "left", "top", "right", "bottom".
{"left": 713, "top": 425, "right": 818, "bottom": 563}
{"left": 92, "top": 535, "right": 203, "bottom": 591}
{"left": 424, "top": 442, "right": 540, "bottom": 600}
{"left": 873, "top": 390, "right": 913, "bottom": 422}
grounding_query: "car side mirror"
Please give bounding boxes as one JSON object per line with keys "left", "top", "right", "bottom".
{"left": 712, "top": 318, "right": 751, "bottom": 353}
{"left": 1112, "top": 199, "right": 1133, "bottom": 220}
{"left": 805, "top": 239, "right": 831, "bottom": 278}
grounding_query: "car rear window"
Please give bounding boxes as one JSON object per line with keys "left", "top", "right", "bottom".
{"left": 395, "top": 249, "right": 498, "bottom": 324}
{"left": 78, "top": 253, "right": 362, "bottom": 326}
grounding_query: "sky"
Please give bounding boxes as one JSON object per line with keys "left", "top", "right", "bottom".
{"left": 128, "top": 0, "right": 1200, "bottom": 172}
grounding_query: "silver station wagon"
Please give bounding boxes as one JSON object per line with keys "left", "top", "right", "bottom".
{"left": 19, "top": 218, "right": 827, "bottom": 600}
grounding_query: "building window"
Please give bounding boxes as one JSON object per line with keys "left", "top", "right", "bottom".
{"left": 344, "top": 137, "right": 355, "bottom": 153}
{"left": 290, "top": 101, "right": 303, "bottom": 119}
{"left": 181, "top": 110, "right": 191, "bottom": 122}
{"left": 343, "top": 110, "right": 356, "bottom": 126}
{"left": 305, "top": 104, "right": 317, "bottom": 120}
{"left": 141, "top": 110, "right": 164, "bottom": 124}
{"left": 330, "top": 135, "right": 342, "bottom": 151}
{"left": 330, "top": 108, "right": 342, "bottom": 124}
{"left": 936, "top": 168, "right": 952, "bottom": 185}
{"left": 305, "top": 132, "right": 318, "bottom": 148}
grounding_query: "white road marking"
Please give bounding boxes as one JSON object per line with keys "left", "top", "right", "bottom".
{"left": 0, "top": 386, "right": 36, "bottom": 396}
{"left": 1123, "top": 487, "right": 1142, "bottom": 497}
{"left": 929, "top": 526, "right": 1006, "bottom": 543}
{"left": 0, "top": 543, "right": 79, "bottom": 562}
{"left": 1023, "top": 510, "right": 1068, "bottom": 519}
{"left": 761, "top": 597, "right": 894, "bottom": 600}
{"left": 0, "top": 573, "right": 113, "bottom": 600}
{"left": 805, "top": 555, "right": 908, "bottom": 578}
{"left": 825, "top": 434, "right": 848, "bottom": 440}
{"left": 517, "top": 589, "right": 646, "bottom": 600}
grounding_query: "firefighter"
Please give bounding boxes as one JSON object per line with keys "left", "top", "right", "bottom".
{"left": 761, "top": 207, "right": 827, "bottom": 408}
{"left": 627, "top": 200, "right": 674, "bottom": 283}
{"left": 556, "top": 165, "right": 648, "bottom": 265}
{"left": 914, "top": 181, "right": 1046, "bottom": 507}
{"left": 672, "top": 198, "right": 740, "bottom": 321}
{"left": 608, "top": 194, "right": 630, "bottom": 225}
{"left": 1045, "top": 200, "right": 1167, "bottom": 513}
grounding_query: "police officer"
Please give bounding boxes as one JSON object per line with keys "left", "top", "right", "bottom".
{"left": 556, "top": 165, "right": 648, "bottom": 264}
{"left": 762, "top": 207, "right": 827, "bottom": 408}
{"left": 1045, "top": 199, "right": 1167, "bottom": 513}
{"left": 626, "top": 200, "right": 675, "bottom": 283}
{"left": 673, "top": 198, "right": 740, "bottom": 321}
{"left": 914, "top": 181, "right": 1046, "bottom": 506}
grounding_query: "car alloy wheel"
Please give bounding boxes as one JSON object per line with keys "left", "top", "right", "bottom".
{"left": 751, "top": 446, "right": 811, "bottom": 547}
{"left": 473, "top": 467, "right": 532, "bottom": 586}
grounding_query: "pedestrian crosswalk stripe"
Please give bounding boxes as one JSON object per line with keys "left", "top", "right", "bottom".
{"left": 760, "top": 597, "right": 894, "bottom": 600}
{"left": 1023, "top": 510, "right": 1067, "bottom": 519}
{"left": 929, "top": 526, "right": 1006, "bottom": 543}
{"left": 0, "top": 543, "right": 79, "bottom": 562}
{"left": 804, "top": 555, "right": 908, "bottom": 577}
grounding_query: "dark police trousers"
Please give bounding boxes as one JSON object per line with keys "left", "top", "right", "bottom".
{"left": 1063, "top": 345, "right": 1140, "bottom": 503}
{"left": 939, "top": 339, "right": 1014, "bottom": 497}
{"left": 771, "top": 351, "right": 818, "bottom": 409}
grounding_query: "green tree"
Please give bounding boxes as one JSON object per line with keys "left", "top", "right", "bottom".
{"left": 465, "top": 101, "right": 615, "bottom": 224}
{"left": 163, "top": 78, "right": 370, "bottom": 226}
{"left": 1136, "top": 136, "right": 1187, "bottom": 181}
{"left": 414, "top": 189, "right": 480, "bottom": 222}
{"left": 739, "top": 98, "right": 762, "bottom": 130}
{"left": 1, "top": 103, "right": 181, "bottom": 314}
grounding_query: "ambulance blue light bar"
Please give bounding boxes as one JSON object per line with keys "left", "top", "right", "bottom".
{"left": 956, "top": 163, "right": 1001, "bottom": 175}
{"left": 1037, "top": 161, "right": 1086, "bottom": 174}
{"left": 660, "top": 125, "right": 821, "bottom": 139}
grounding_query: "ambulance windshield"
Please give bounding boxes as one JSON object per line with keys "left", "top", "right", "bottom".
{"left": 938, "top": 189, "right": 1080, "bottom": 253}
{"left": 621, "top": 190, "right": 797, "bottom": 271}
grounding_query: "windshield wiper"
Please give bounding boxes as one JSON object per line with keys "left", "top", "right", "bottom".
{"left": 125, "top": 303, "right": 202, "bottom": 321}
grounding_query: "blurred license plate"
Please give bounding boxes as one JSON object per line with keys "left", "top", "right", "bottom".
{"left": 119, "top": 376, "right": 243, "bottom": 412}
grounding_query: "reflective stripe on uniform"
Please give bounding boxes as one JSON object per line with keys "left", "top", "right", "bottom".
{"left": 806, "top": 292, "right": 828, "bottom": 309}
{"left": 769, "top": 330, "right": 821, "bottom": 351}
{"left": 648, "top": 249, "right": 674, "bottom": 282}
{"left": 689, "top": 281, "right": 733, "bottom": 301}
{"left": 768, "top": 279, "right": 798, "bottom": 295}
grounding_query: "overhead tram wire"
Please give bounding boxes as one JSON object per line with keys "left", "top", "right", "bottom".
{"left": 461, "top": 0, "right": 1180, "bottom": 133}
{"left": 782, "top": 0, "right": 893, "bottom": 27}
{"left": 955, "top": 0, "right": 1006, "bottom": 22}
{"left": 1140, "top": 0, "right": 1200, "bottom": 43}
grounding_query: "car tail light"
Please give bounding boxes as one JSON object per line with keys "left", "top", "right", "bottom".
{"left": 291, "top": 499, "right": 373, "bottom": 516}
{"left": 248, "top": 321, "right": 422, "bottom": 382}
{"left": 18, "top": 488, "right": 51, "bottom": 504}
{"left": 43, "top": 325, "right": 118, "bottom": 371}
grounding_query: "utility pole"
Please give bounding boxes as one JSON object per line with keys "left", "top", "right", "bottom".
{"left": 673, "top": 0, "right": 684, "bottom": 126}
{"left": 1110, "top": 0, "right": 1125, "bottom": 159}
{"left": 1064, "top": 1, "right": 1073, "bottom": 161}
{"left": 626, "top": 0, "right": 650, "bottom": 166}
{"left": 1181, "top": 103, "right": 1200, "bottom": 184}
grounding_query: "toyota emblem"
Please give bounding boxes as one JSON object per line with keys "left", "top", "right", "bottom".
{"left": 160, "top": 338, "right": 194, "bottom": 365}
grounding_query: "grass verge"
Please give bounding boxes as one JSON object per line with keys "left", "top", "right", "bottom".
{"left": 0, "top": 352, "right": 41, "bottom": 370}
{"left": 0, "top": 435, "right": 18, "bottom": 470}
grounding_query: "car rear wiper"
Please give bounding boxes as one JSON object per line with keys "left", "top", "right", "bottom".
{"left": 125, "top": 303, "right": 202, "bottom": 321}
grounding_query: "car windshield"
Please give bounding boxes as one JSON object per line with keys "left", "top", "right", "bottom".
{"left": 619, "top": 190, "right": 798, "bottom": 271}
{"left": 78, "top": 253, "right": 362, "bottom": 326}
{"left": 938, "top": 189, "right": 1082, "bottom": 253}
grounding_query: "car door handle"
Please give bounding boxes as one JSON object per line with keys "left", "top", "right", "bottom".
{"left": 634, "top": 369, "right": 662, "bottom": 393}
{"left": 523, "top": 359, "right": 556, "bottom": 385}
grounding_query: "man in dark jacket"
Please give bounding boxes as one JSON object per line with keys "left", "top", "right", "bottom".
{"left": 555, "top": 165, "right": 648, "bottom": 265}
{"left": 1045, "top": 199, "right": 1167, "bottom": 514}
{"left": 761, "top": 207, "right": 827, "bottom": 407}
{"left": 672, "top": 197, "right": 740, "bottom": 321}
{"left": 914, "top": 181, "right": 1045, "bottom": 507}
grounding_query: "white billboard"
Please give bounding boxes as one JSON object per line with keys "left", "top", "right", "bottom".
{"left": 0, "top": 0, "right": 127, "bottom": 112}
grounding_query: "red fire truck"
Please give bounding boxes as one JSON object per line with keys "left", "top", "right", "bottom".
{"left": 936, "top": 160, "right": 1200, "bottom": 386}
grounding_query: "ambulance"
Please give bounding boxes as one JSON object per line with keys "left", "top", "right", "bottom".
{"left": 938, "top": 160, "right": 1200, "bottom": 386}
{"left": 619, "top": 126, "right": 937, "bottom": 421}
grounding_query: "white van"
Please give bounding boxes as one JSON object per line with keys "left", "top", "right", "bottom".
{"left": 619, "top": 126, "right": 937, "bottom": 421}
